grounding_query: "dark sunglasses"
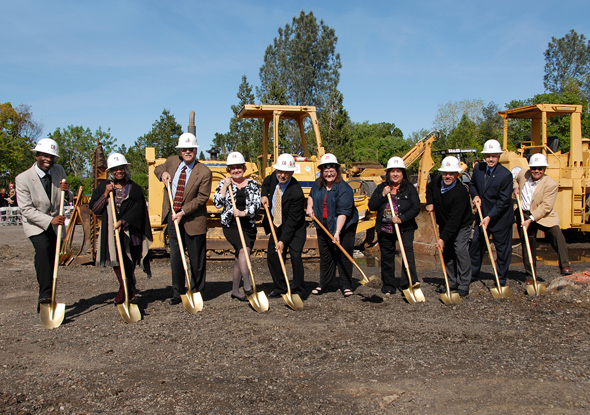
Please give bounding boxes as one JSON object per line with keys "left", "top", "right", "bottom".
{"left": 530, "top": 166, "right": 545, "bottom": 171}
{"left": 180, "top": 148, "right": 196, "bottom": 153}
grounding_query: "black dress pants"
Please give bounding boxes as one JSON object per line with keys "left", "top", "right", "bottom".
{"left": 29, "top": 227, "right": 57, "bottom": 300}
{"left": 267, "top": 225, "right": 306, "bottom": 295}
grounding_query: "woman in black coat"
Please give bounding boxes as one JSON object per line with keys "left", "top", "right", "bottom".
{"left": 89, "top": 154, "right": 152, "bottom": 304}
{"left": 368, "top": 156, "right": 420, "bottom": 295}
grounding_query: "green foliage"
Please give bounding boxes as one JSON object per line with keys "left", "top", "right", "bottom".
{"left": 50, "top": 126, "right": 117, "bottom": 178}
{"left": 199, "top": 151, "right": 206, "bottom": 160}
{"left": 126, "top": 109, "right": 183, "bottom": 181}
{"left": 433, "top": 99, "right": 485, "bottom": 136}
{"left": 0, "top": 102, "right": 41, "bottom": 186}
{"left": 477, "top": 102, "right": 503, "bottom": 147}
{"left": 213, "top": 76, "right": 264, "bottom": 161}
{"left": 318, "top": 90, "right": 353, "bottom": 164}
{"left": 349, "top": 122, "right": 408, "bottom": 166}
{"left": 544, "top": 29, "right": 590, "bottom": 100}
{"left": 66, "top": 174, "right": 93, "bottom": 197}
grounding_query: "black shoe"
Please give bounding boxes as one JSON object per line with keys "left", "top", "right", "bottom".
{"left": 268, "top": 290, "right": 283, "bottom": 299}
{"left": 231, "top": 293, "right": 248, "bottom": 302}
{"left": 437, "top": 285, "right": 458, "bottom": 293}
{"left": 168, "top": 297, "right": 182, "bottom": 305}
{"left": 243, "top": 288, "right": 254, "bottom": 296}
{"left": 39, "top": 297, "right": 52, "bottom": 304}
{"left": 500, "top": 281, "right": 508, "bottom": 287}
{"left": 456, "top": 289, "right": 469, "bottom": 297}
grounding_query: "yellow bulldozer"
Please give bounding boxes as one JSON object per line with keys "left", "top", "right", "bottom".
{"left": 498, "top": 103, "right": 590, "bottom": 231}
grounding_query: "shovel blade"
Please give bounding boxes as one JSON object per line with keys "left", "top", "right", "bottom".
{"left": 439, "top": 293, "right": 453, "bottom": 305}
{"left": 402, "top": 288, "right": 425, "bottom": 304}
{"left": 281, "top": 293, "right": 304, "bottom": 310}
{"left": 39, "top": 302, "right": 66, "bottom": 329}
{"left": 117, "top": 303, "right": 141, "bottom": 324}
{"left": 490, "top": 285, "right": 511, "bottom": 299}
{"left": 247, "top": 291, "right": 269, "bottom": 313}
{"left": 525, "top": 282, "right": 547, "bottom": 296}
{"left": 181, "top": 291, "right": 204, "bottom": 314}
{"left": 359, "top": 275, "right": 379, "bottom": 286}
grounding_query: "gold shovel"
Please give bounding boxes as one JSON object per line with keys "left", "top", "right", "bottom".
{"left": 165, "top": 182, "right": 204, "bottom": 313}
{"left": 40, "top": 179, "right": 67, "bottom": 329}
{"left": 263, "top": 204, "right": 303, "bottom": 310}
{"left": 109, "top": 192, "right": 142, "bottom": 323}
{"left": 516, "top": 197, "right": 547, "bottom": 296}
{"left": 228, "top": 184, "right": 269, "bottom": 312}
{"left": 311, "top": 215, "right": 378, "bottom": 286}
{"left": 429, "top": 210, "right": 461, "bottom": 305}
{"left": 475, "top": 204, "right": 511, "bottom": 299}
{"left": 387, "top": 194, "right": 425, "bottom": 303}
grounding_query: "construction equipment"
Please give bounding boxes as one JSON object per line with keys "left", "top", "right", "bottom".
{"left": 39, "top": 180, "right": 67, "bottom": 329}
{"left": 498, "top": 104, "right": 590, "bottom": 232}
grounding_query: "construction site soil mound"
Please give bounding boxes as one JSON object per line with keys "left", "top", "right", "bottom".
{"left": 1, "top": 226, "right": 589, "bottom": 414}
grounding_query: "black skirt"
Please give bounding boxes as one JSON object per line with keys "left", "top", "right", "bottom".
{"left": 223, "top": 219, "right": 256, "bottom": 254}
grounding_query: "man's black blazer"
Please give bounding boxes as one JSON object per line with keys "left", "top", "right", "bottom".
{"left": 469, "top": 161, "right": 514, "bottom": 232}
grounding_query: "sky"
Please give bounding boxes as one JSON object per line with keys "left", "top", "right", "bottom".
{"left": 2, "top": 0, "right": 589, "bottom": 157}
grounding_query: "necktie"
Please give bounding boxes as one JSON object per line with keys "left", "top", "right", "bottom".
{"left": 42, "top": 174, "right": 52, "bottom": 201}
{"left": 173, "top": 167, "right": 186, "bottom": 213}
{"left": 273, "top": 186, "right": 283, "bottom": 227}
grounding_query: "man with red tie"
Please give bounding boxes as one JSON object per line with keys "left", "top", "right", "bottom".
{"left": 154, "top": 133, "right": 212, "bottom": 305}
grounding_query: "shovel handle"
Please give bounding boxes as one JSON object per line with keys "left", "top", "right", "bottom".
{"left": 475, "top": 203, "right": 502, "bottom": 288}
{"left": 263, "top": 203, "right": 292, "bottom": 297}
{"left": 386, "top": 194, "right": 414, "bottom": 287}
{"left": 310, "top": 214, "right": 370, "bottom": 284}
{"left": 51, "top": 179, "right": 67, "bottom": 305}
{"left": 227, "top": 181, "right": 258, "bottom": 291}
{"left": 109, "top": 191, "right": 131, "bottom": 306}
{"left": 429, "top": 210, "right": 452, "bottom": 296}
{"left": 165, "top": 181, "right": 193, "bottom": 293}
{"left": 515, "top": 197, "right": 540, "bottom": 291}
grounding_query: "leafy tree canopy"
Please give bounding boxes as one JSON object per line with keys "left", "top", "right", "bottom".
{"left": 544, "top": 29, "right": 590, "bottom": 100}
{"left": 0, "top": 102, "right": 42, "bottom": 186}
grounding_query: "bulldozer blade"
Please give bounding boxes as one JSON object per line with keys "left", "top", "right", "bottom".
{"left": 181, "top": 290, "right": 204, "bottom": 314}
{"left": 39, "top": 302, "right": 66, "bottom": 329}
{"left": 117, "top": 303, "right": 141, "bottom": 324}
{"left": 490, "top": 285, "right": 511, "bottom": 299}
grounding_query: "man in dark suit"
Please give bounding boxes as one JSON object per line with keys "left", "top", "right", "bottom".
{"left": 469, "top": 139, "right": 514, "bottom": 286}
{"left": 154, "top": 133, "right": 212, "bottom": 305}
{"left": 261, "top": 154, "right": 307, "bottom": 298}
{"left": 16, "top": 138, "right": 72, "bottom": 310}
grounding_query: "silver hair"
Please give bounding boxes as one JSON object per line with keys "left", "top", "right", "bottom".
{"left": 107, "top": 165, "right": 131, "bottom": 182}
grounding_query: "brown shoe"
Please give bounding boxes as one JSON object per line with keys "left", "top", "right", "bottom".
{"left": 561, "top": 266, "right": 573, "bottom": 276}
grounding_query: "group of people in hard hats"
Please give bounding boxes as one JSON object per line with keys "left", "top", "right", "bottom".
{"left": 16, "top": 134, "right": 572, "bottom": 315}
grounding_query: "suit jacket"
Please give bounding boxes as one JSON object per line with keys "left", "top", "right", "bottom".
{"left": 516, "top": 169, "right": 560, "bottom": 228}
{"left": 469, "top": 162, "right": 514, "bottom": 231}
{"left": 154, "top": 156, "right": 212, "bottom": 236}
{"left": 261, "top": 173, "right": 306, "bottom": 246}
{"left": 16, "top": 163, "right": 73, "bottom": 237}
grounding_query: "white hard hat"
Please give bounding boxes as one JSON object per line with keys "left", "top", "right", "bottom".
{"left": 386, "top": 156, "right": 406, "bottom": 170}
{"left": 107, "top": 153, "right": 130, "bottom": 170}
{"left": 438, "top": 156, "right": 461, "bottom": 172}
{"left": 32, "top": 138, "right": 60, "bottom": 158}
{"left": 318, "top": 153, "right": 340, "bottom": 168}
{"left": 528, "top": 153, "right": 549, "bottom": 167}
{"left": 176, "top": 132, "right": 199, "bottom": 149}
{"left": 227, "top": 151, "right": 246, "bottom": 166}
{"left": 273, "top": 154, "right": 297, "bottom": 172}
{"left": 482, "top": 139, "right": 502, "bottom": 154}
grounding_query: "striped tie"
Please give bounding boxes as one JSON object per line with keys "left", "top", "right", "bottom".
{"left": 273, "top": 186, "right": 282, "bottom": 227}
{"left": 173, "top": 167, "right": 186, "bottom": 213}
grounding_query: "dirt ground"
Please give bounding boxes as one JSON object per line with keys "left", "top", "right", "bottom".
{"left": 1, "top": 225, "right": 590, "bottom": 414}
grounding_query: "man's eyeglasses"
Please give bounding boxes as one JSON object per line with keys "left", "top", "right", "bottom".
{"left": 180, "top": 148, "right": 196, "bottom": 153}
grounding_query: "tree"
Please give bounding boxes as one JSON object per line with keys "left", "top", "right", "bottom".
{"left": 257, "top": 11, "right": 342, "bottom": 155}
{"left": 126, "top": 109, "right": 183, "bottom": 187}
{"left": 433, "top": 99, "right": 485, "bottom": 136}
{"left": 0, "top": 102, "right": 42, "bottom": 185}
{"left": 213, "top": 76, "right": 264, "bottom": 161}
{"left": 544, "top": 29, "right": 590, "bottom": 100}
{"left": 349, "top": 122, "right": 408, "bottom": 166}
{"left": 476, "top": 101, "right": 503, "bottom": 146}
{"left": 446, "top": 114, "right": 478, "bottom": 150}
{"left": 317, "top": 90, "right": 352, "bottom": 163}
{"left": 50, "top": 126, "right": 117, "bottom": 178}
